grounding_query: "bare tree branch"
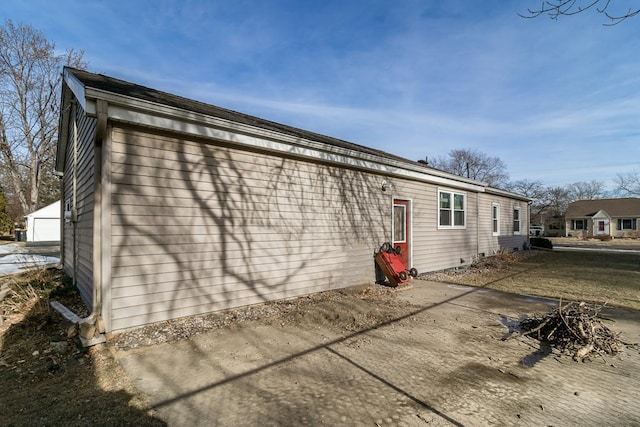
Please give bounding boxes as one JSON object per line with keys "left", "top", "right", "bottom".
{"left": 614, "top": 171, "right": 640, "bottom": 196}
{"left": 427, "top": 148, "right": 510, "bottom": 188}
{"left": 520, "top": 0, "right": 639, "bottom": 25}
{"left": 568, "top": 180, "right": 606, "bottom": 200}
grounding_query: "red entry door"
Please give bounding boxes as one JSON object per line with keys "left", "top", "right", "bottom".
{"left": 392, "top": 199, "right": 410, "bottom": 269}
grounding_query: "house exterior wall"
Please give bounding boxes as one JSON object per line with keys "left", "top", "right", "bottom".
{"left": 104, "top": 125, "right": 523, "bottom": 331}
{"left": 412, "top": 189, "right": 478, "bottom": 271}
{"left": 61, "top": 104, "right": 97, "bottom": 308}
{"left": 105, "top": 125, "right": 528, "bottom": 330}
{"left": 611, "top": 217, "right": 640, "bottom": 238}
{"left": 108, "top": 126, "right": 395, "bottom": 330}
{"left": 565, "top": 218, "right": 592, "bottom": 237}
{"left": 477, "top": 193, "right": 529, "bottom": 256}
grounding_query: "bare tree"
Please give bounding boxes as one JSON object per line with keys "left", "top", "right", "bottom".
{"left": 0, "top": 185, "right": 12, "bottom": 233}
{"left": 520, "top": 0, "right": 639, "bottom": 25}
{"left": 0, "top": 20, "right": 85, "bottom": 218}
{"left": 544, "top": 186, "right": 572, "bottom": 216}
{"left": 567, "top": 180, "right": 606, "bottom": 200}
{"left": 505, "top": 179, "right": 549, "bottom": 223}
{"left": 428, "top": 148, "right": 509, "bottom": 188}
{"left": 614, "top": 171, "right": 640, "bottom": 196}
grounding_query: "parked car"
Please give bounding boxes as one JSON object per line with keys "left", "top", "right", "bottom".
{"left": 529, "top": 226, "right": 544, "bottom": 236}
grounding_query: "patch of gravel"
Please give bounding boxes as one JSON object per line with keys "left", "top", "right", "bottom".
{"left": 110, "top": 283, "right": 413, "bottom": 351}
{"left": 418, "top": 250, "right": 540, "bottom": 283}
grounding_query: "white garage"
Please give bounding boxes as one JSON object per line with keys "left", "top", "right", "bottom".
{"left": 25, "top": 201, "right": 61, "bottom": 245}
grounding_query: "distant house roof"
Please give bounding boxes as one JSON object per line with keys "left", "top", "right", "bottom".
{"left": 565, "top": 198, "right": 640, "bottom": 218}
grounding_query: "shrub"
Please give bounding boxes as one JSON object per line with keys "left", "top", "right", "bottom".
{"left": 530, "top": 237, "right": 553, "bottom": 249}
{"left": 596, "top": 234, "right": 612, "bottom": 241}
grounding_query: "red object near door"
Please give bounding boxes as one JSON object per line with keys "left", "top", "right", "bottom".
{"left": 374, "top": 242, "right": 418, "bottom": 287}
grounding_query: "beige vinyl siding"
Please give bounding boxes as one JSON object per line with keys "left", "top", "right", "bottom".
{"left": 412, "top": 188, "right": 479, "bottom": 272}
{"left": 477, "top": 193, "right": 528, "bottom": 255}
{"left": 62, "top": 105, "right": 96, "bottom": 308}
{"left": 108, "top": 126, "right": 390, "bottom": 330}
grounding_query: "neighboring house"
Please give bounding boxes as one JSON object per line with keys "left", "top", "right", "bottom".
{"left": 565, "top": 198, "right": 640, "bottom": 238}
{"left": 55, "top": 68, "right": 530, "bottom": 335}
{"left": 25, "top": 201, "right": 61, "bottom": 245}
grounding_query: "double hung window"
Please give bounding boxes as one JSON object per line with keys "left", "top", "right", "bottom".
{"left": 492, "top": 203, "right": 499, "bottom": 236}
{"left": 438, "top": 190, "right": 465, "bottom": 229}
{"left": 513, "top": 207, "right": 521, "bottom": 235}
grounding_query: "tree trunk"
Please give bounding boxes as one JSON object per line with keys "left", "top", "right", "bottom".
{"left": 0, "top": 115, "right": 29, "bottom": 214}
{"left": 29, "top": 157, "right": 40, "bottom": 212}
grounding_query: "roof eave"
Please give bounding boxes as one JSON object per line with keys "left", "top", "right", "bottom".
{"left": 484, "top": 186, "right": 532, "bottom": 202}
{"left": 78, "top": 84, "right": 489, "bottom": 192}
{"left": 55, "top": 68, "right": 89, "bottom": 174}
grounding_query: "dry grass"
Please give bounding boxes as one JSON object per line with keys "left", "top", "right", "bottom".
{"left": 549, "top": 237, "right": 640, "bottom": 246}
{"left": 422, "top": 250, "right": 640, "bottom": 310}
{"left": 0, "top": 268, "right": 163, "bottom": 426}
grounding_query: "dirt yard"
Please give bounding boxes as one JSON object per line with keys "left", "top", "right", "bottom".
{"left": 1, "top": 250, "right": 639, "bottom": 425}
{"left": 114, "top": 280, "right": 640, "bottom": 426}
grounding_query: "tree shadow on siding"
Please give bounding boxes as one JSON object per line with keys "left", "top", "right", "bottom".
{"left": 110, "top": 127, "right": 391, "bottom": 329}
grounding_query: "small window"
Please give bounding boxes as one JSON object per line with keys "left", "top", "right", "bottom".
{"left": 492, "top": 203, "right": 500, "bottom": 236}
{"left": 572, "top": 219, "right": 587, "bottom": 230}
{"left": 393, "top": 204, "right": 406, "bottom": 242}
{"left": 513, "top": 207, "right": 521, "bottom": 235}
{"left": 618, "top": 218, "right": 637, "bottom": 230}
{"left": 439, "top": 192, "right": 451, "bottom": 226}
{"left": 438, "top": 189, "right": 465, "bottom": 229}
{"left": 454, "top": 194, "right": 465, "bottom": 226}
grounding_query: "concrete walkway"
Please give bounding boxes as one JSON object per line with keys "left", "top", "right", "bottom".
{"left": 115, "top": 281, "right": 640, "bottom": 426}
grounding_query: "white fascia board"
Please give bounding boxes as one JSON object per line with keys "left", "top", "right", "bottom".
{"left": 63, "top": 69, "right": 88, "bottom": 113}
{"left": 84, "top": 90, "right": 486, "bottom": 192}
{"left": 484, "top": 187, "right": 532, "bottom": 202}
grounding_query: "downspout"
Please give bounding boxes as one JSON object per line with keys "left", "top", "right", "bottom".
{"left": 50, "top": 98, "right": 108, "bottom": 347}
{"left": 72, "top": 103, "right": 78, "bottom": 288}
{"left": 58, "top": 175, "right": 64, "bottom": 267}
{"left": 75, "top": 100, "right": 108, "bottom": 346}
{"left": 476, "top": 193, "right": 480, "bottom": 259}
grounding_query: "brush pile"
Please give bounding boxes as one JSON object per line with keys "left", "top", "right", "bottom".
{"left": 518, "top": 301, "right": 625, "bottom": 361}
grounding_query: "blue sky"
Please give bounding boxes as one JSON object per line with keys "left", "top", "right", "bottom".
{"left": 2, "top": 0, "right": 639, "bottom": 189}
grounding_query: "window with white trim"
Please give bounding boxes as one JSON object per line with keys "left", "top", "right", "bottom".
{"left": 438, "top": 189, "right": 465, "bottom": 228}
{"left": 513, "top": 207, "right": 521, "bottom": 235}
{"left": 492, "top": 203, "right": 500, "bottom": 236}
{"left": 618, "top": 218, "right": 637, "bottom": 230}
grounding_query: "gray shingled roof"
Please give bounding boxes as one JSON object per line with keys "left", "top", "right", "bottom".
{"left": 67, "top": 67, "right": 419, "bottom": 167}
{"left": 565, "top": 198, "right": 640, "bottom": 218}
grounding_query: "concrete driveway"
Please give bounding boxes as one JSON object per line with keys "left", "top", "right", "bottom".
{"left": 115, "top": 281, "right": 640, "bottom": 426}
{"left": 0, "top": 242, "right": 60, "bottom": 276}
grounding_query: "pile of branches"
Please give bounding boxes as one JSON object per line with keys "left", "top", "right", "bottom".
{"left": 517, "top": 301, "right": 626, "bottom": 361}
